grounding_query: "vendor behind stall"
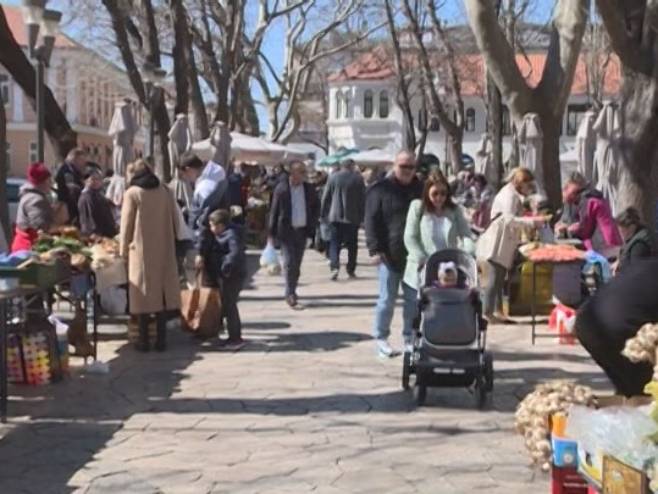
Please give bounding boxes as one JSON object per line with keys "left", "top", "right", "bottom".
{"left": 78, "top": 164, "right": 118, "bottom": 239}
{"left": 575, "top": 259, "right": 658, "bottom": 396}
{"left": 556, "top": 173, "right": 622, "bottom": 258}
{"left": 613, "top": 207, "right": 655, "bottom": 273}
{"left": 11, "top": 162, "right": 55, "bottom": 252}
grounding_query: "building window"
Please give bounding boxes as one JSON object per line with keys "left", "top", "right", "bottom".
{"left": 344, "top": 91, "right": 352, "bottom": 119}
{"left": 0, "top": 74, "right": 9, "bottom": 105}
{"left": 567, "top": 104, "right": 588, "bottom": 136}
{"left": 379, "top": 91, "right": 389, "bottom": 118}
{"left": 335, "top": 91, "right": 343, "bottom": 119}
{"left": 29, "top": 142, "right": 38, "bottom": 164}
{"left": 465, "top": 108, "right": 476, "bottom": 132}
{"left": 502, "top": 106, "right": 512, "bottom": 136}
{"left": 429, "top": 116, "right": 440, "bottom": 132}
{"left": 363, "top": 90, "right": 374, "bottom": 119}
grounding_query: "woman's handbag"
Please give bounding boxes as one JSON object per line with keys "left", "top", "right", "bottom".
{"left": 180, "top": 273, "right": 222, "bottom": 339}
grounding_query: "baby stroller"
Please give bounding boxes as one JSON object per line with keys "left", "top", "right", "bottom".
{"left": 402, "top": 249, "right": 494, "bottom": 408}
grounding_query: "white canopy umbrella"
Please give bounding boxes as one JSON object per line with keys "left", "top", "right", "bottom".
{"left": 108, "top": 100, "right": 137, "bottom": 176}
{"left": 593, "top": 102, "right": 622, "bottom": 215}
{"left": 518, "top": 113, "right": 544, "bottom": 192}
{"left": 167, "top": 113, "right": 193, "bottom": 177}
{"left": 350, "top": 148, "right": 395, "bottom": 167}
{"left": 192, "top": 130, "right": 297, "bottom": 164}
{"left": 474, "top": 134, "right": 499, "bottom": 187}
{"left": 576, "top": 110, "right": 598, "bottom": 183}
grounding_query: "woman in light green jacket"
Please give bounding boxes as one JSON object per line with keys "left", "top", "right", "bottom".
{"left": 403, "top": 172, "right": 475, "bottom": 292}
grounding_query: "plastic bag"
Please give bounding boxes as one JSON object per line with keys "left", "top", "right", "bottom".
{"left": 566, "top": 404, "right": 658, "bottom": 472}
{"left": 259, "top": 241, "right": 279, "bottom": 268}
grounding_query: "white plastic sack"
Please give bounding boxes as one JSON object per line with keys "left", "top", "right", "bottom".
{"left": 98, "top": 286, "right": 127, "bottom": 315}
{"left": 260, "top": 241, "right": 279, "bottom": 268}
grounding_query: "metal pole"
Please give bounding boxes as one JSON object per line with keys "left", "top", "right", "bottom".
{"left": 148, "top": 86, "right": 156, "bottom": 158}
{"left": 36, "top": 58, "right": 45, "bottom": 163}
{"left": 1, "top": 299, "right": 8, "bottom": 423}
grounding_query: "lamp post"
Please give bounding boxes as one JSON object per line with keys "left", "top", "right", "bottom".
{"left": 21, "top": 0, "right": 62, "bottom": 164}
{"left": 142, "top": 62, "right": 166, "bottom": 158}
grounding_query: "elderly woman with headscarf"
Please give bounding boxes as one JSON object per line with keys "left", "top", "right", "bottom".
{"left": 120, "top": 160, "right": 181, "bottom": 352}
{"left": 11, "top": 162, "right": 55, "bottom": 252}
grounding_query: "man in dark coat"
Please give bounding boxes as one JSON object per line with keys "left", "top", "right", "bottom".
{"left": 268, "top": 161, "right": 319, "bottom": 309}
{"left": 54, "top": 148, "right": 87, "bottom": 226}
{"left": 321, "top": 159, "right": 366, "bottom": 280}
{"left": 78, "top": 164, "right": 118, "bottom": 238}
{"left": 575, "top": 259, "right": 658, "bottom": 396}
{"left": 365, "top": 150, "right": 423, "bottom": 358}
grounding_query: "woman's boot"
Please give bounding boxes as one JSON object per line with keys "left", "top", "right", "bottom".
{"left": 137, "top": 314, "right": 150, "bottom": 352}
{"left": 155, "top": 312, "right": 167, "bottom": 352}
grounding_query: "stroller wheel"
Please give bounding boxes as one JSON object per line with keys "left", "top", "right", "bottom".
{"left": 414, "top": 383, "right": 427, "bottom": 406}
{"left": 402, "top": 352, "right": 411, "bottom": 391}
{"left": 474, "top": 374, "right": 488, "bottom": 410}
{"left": 484, "top": 353, "right": 494, "bottom": 392}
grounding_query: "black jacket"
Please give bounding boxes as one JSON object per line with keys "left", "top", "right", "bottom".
{"left": 199, "top": 224, "right": 246, "bottom": 285}
{"left": 268, "top": 180, "right": 319, "bottom": 244}
{"left": 78, "top": 188, "right": 118, "bottom": 238}
{"left": 321, "top": 169, "right": 366, "bottom": 226}
{"left": 54, "top": 161, "right": 84, "bottom": 225}
{"left": 364, "top": 175, "right": 423, "bottom": 273}
{"left": 618, "top": 227, "right": 655, "bottom": 272}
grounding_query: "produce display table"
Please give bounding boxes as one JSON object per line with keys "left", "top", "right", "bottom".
{"left": 530, "top": 259, "right": 585, "bottom": 345}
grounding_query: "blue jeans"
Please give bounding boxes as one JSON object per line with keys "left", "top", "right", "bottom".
{"left": 372, "top": 263, "right": 417, "bottom": 341}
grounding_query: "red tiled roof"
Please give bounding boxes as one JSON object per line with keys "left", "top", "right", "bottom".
{"left": 2, "top": 4, "right": 77, "bottom": 49}
{"left": 329, "top": 45, "right": 621, "bottom": 97}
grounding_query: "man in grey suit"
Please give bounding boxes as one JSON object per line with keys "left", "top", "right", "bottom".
{"left": 321, "top": 159, "right": 366, "bottom": 280}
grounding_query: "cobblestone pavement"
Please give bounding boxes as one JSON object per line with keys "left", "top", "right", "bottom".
{"left": 0, "top": 245, "right": 609, "bottom": 494}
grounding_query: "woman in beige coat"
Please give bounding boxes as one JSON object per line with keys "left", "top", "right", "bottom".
{"left": 120, "top": 160, "right": 181, "bottom": 351}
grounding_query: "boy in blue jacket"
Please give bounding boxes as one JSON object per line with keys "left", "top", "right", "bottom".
{"left": 203, "top": 209, "right": 247, "bottom": 350}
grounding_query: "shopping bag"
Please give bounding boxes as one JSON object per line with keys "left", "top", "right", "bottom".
{"left": 259, "top": 241, "right": 279, "bottom": 268}
{"left": 180, "top": 280, "right": 222, "bottom": 339}
{"left": 98, "top": 286, "right": 128, "bottom": 315}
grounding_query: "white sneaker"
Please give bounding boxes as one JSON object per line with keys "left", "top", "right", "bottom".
{"left": 403, "top": 340, "right": 414, "bottom": 354}
{"left": 376, "top": 339, "right": 400, "bottom": 358}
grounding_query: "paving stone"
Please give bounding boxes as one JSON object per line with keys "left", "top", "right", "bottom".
{"left": 0, "top": 244, "right": 608, "bottom": 492}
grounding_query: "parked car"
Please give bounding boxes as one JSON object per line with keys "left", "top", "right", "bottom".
{"left": 8, "top": 178, "right": 27, "bottom": 225}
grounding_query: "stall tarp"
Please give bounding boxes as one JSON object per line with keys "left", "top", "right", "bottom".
{"left": 108, "top": 101, "right": 138, "bottom": 177}
{"left": 518, "top": 113, "right": 544, "bottom": 192}
{"left": 192, "top": 129, "right": 293, "bottom": 164}
{"left": 593, "top": 102, "right": 622, "bottom": 216}
{"left": 576, "top": 110, "right": 598, "bottom": 183}
{"left": 167, "top": 114, "right": 193, "bottom": 179}
{"left": 350, "top": 148, "right": 394, "bottom": 167}
{"left": 317, "top": 148, "right": 359, "bottom": 167}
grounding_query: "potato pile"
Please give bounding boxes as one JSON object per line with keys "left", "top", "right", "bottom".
{"left": 515, "top": 380, "right": 595, "bottom": 471}
{"left": 622, "top": 323, "right": 658, "bottom": 380}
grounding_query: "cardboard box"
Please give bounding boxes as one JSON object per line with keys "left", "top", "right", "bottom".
{"left": 602, "top": 455, "right": 649, "bottom": 494}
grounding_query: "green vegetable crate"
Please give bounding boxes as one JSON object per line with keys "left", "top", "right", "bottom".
{"left": 0, "top": 260, "right": 66, "bottom": 289}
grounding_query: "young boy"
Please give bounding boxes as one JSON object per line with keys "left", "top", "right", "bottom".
{"left": 204, "top": 209, "right": 247, "bottom": 350}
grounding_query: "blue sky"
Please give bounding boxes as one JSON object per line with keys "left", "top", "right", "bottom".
{"left": 2, "top": 0, "right": 557, "bottom": 130}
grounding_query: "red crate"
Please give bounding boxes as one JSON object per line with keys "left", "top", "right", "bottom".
{"left": 552, "top": 466, "right": 588, "bottom": 494}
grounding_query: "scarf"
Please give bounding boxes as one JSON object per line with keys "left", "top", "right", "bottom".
{"left": 130, "top": 168, "right": 160, "bottom": 189}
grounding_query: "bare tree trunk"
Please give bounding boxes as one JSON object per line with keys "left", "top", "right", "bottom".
{"left": 0, "top": 93, "right": 8, "bottom": 242}
{"left": 187, "top": 40, "right": 209, "bottom": 139}
{"left": 488, "top": 75, "right": 504, "bottom": 187}
{"left": 170, "top": 0, "right": 190, "bottom": 115}
{"left": 0, "top": 6, "right": 76, "bottom": 160}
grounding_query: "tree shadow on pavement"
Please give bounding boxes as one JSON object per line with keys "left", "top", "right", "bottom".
{"left": 202, "top": 330, "right": 370, "bottom": 353}
{"left": 0, "top": 329, "right": 202, "bottom": 494}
